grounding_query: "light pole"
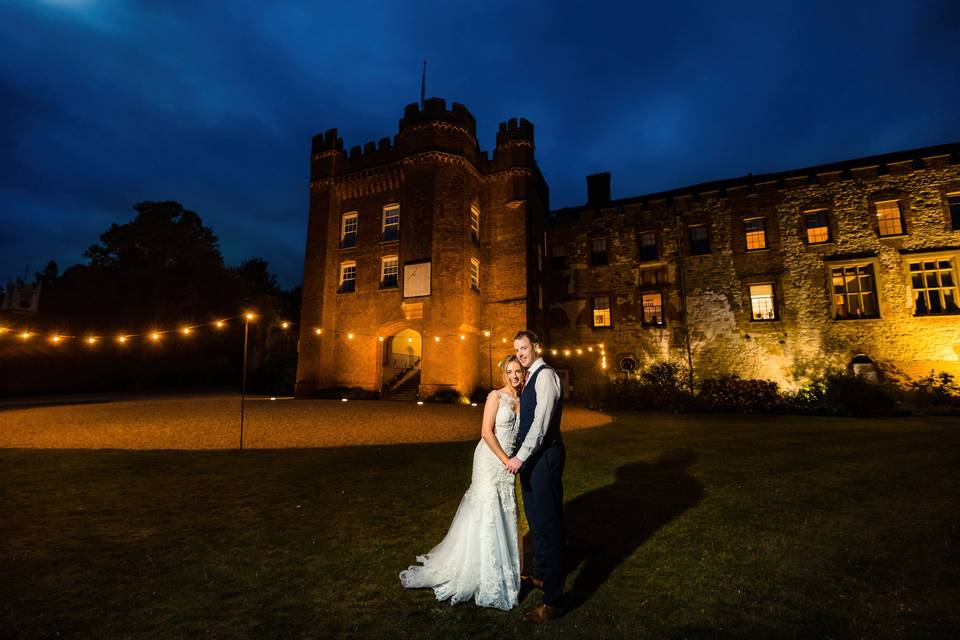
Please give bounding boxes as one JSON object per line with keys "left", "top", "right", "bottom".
{"left": 240, "top": 311, "right": 255, "bottom": 450}
{"left": 484, "top": 330, "right": 492, "bottom": 388}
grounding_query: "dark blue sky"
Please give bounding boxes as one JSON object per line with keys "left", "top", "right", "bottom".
{"left": 2, "top": 0, "right": 959, "bottom": 288}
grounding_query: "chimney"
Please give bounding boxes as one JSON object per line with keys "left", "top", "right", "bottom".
{"left": 586, "top": 172, "right": 611, "bottom": 206}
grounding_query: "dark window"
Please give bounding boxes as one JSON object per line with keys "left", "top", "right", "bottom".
{"left": 590, "top": 238, "right": 608, "bottom": 265}
{"left": 831, "top": 264, "right": 879, "bottom": 319}
{"left": 382, "top": 204, "right": 400, "bottom": 242}
{"left": 910, "top": 259, "right": 959, "bottom": 315}
{"left": 340, "top": 213, "right": 358, "bottom": 248}
{"left": 949, "top": 194, "right": 960, "bottom": 231}
{"left": 805, "top": 210, "right": 830, "bottom": 244}
{"left": 380, "top": 257, "right": 398, "bottom": 289}
{"left": 338, "top": 262, "right": 356, "bottom": 294}
{"left": 638, "top": 230, "right": 658, "bottom": 261}
{"left": 550, "top": 246, "right": 566, "bottom": 270}
{"left": 689, "top": 225, "right": 710, "bottom": 255}
{"left": 641, "top": 292, "right": 664, "bottom": 326}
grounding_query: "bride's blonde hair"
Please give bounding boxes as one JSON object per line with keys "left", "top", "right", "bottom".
{"left": 497, "top": 354, "right": 522, "bottom": 374}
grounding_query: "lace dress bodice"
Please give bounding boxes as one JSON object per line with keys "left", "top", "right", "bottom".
{"left": 492, "top": 391, "right": 520, "bottom": 455}
{"left": 399, "top": 389, "right": 522, "bottom": 610}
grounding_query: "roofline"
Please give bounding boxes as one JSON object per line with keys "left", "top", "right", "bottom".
{"left": 552, "top": 140, "right": 960, "bottom": 216}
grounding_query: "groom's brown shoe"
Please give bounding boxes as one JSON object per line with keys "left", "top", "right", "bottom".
{"left": 520, "top": 575, "right": 544, "bottom": 590}
{"left": 522, "top": 604, "right": 563, "bottom": 623}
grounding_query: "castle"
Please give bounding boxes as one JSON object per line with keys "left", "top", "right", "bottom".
{"left": 295, "top": 98, "right": 960, "bottom": 399}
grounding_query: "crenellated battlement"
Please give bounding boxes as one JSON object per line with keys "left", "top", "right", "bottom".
{"left": 311, "top": 99, "right": 542, "bottom": 181}
{"left": 495, "top": 117, "right": 534, "bottom": 147}
{"left": 398, "top": 98, "right": 477, "bottom": 136}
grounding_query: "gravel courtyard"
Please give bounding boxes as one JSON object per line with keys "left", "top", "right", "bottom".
{"left": 0, "top": 394, "right": 611, "bottom": 449}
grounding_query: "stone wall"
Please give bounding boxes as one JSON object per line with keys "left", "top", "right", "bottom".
{"left": 548, "top": 147, "right": 960, "bottom": 394}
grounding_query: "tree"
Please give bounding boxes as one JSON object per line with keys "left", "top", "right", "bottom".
{"left": 44, "top": 201, "right": 240, "bottom": 328}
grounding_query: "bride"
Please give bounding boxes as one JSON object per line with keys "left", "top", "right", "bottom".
{"left": 399, "top": 355, "right": 524, "bottom": 610}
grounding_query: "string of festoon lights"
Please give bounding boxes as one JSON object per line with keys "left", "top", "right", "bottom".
{"left": 0, "top": 312, "right": 286, "bottom": 345}
{"left": 0, "top": 317, "right": 608, "bottom": 369}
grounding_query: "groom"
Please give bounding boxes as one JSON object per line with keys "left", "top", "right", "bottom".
{"left": 505, "top": 330, "right": 565, "bottom": 623}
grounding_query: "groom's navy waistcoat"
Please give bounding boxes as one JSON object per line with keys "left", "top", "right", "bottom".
{"left": 516, "top": 364, "right": 563, "bottom": 452}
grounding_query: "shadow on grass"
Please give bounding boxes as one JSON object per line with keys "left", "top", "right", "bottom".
{"left": 556, "top": 448, "right": 704, "bottom": 612}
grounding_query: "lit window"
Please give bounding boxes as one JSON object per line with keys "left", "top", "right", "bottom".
{"left": 382, "top": 204, "right": 400, "bottom": 241}
{"left": 641, "top": 292, "right": 663, "bottom": 326}
{"left": 338, "top": 261, "right": 356, "bottom": 293}
{"left": 948, "top": 194, "right": 960, "bottom": 231}
{"left": 910, "top": 259, "right": 959, "bottom": 315}
{"left": 689, "top": 224, "right": 710, "bottom": 255}
{"left": 341, "top": 212, "right": 358, "bottom": 248}
{"left": 470, "top": 205, "right": 480, "bottom": 245}
{"left": 380, "top": 256, "right": 398, "bottom": 289}
{"left": 744, "top": 218, "right": 767, "bottom": 250}
{"left": 749, "top": 284, "right": 776, "bottom": 320}
{"left": 639, "top": 230, "right": 658, "bottom": 261}
{"left": 592, "top": 296, "right": 611, "bottom": 327}
{"left": 831, "top": 264, "right": 878, "bottom": 319}
{"left": 470, "top": 258, "right": 480, "bottom": 291}
{"left": 591, "top": 238, "right": 608, "bottom": 265}
{"left": 876, "top": 200, "right": 904, "bottom": 236}
{"left": 805, "top": 210, "right": 830, "bottom": 244}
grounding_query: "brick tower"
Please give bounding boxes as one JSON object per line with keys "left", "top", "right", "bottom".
{"left": 295, "top": 98, "right": 549, "bottom": 398}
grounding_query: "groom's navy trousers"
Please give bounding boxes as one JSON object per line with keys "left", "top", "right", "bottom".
{"left": 517, "top": 364, "right": 566, "bottom": 607}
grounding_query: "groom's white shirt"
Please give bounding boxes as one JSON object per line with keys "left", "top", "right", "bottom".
{"left": 516, "top": 357, "right": 562, "bottom": 462}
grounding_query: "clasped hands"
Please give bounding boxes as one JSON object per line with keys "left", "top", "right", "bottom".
{"left": 504, "top": 457, "right": 522, "bottom": 474}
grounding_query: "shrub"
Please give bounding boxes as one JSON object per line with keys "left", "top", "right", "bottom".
{"left": 638, "top": 361, "right": 691, "bottom": 410}
{"left": 905, "top": 370, "right": 960, "bottom": 415}
{"left": 312, "top": 386, "right": 379, "bottom": 400}
{"left": 697, "top": 375, "right": 781, "bottom": 413}
{"left": 425, "top": 388, "right": 467, "bottom": 404}
{"left": 820, "top": 372, "right": 900, "bottom": 417}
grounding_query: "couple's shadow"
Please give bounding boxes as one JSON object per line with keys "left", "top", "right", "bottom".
{"left": 520, "top": 448, "right": 704, "bottom": 611}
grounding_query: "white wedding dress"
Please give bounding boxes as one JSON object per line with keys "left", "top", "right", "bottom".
{"left": 399, "top": 391, "right": 521, "bottom": 610}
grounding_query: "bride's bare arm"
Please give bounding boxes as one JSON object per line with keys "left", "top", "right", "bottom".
{"left": 480, "top": 390, "right": 511, "bottom": 464}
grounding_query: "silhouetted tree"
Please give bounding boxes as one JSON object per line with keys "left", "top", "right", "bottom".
{"left": 41, "top": 201, "right": 265, "bottom": 330}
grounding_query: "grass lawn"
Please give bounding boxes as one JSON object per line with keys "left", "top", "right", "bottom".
{"left": 2, "top": 412, "right": 959, "bottom": 639}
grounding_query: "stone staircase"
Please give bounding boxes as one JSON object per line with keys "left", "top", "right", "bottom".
{"left": 385, "top": 371, "right": 420, "bottom": 401}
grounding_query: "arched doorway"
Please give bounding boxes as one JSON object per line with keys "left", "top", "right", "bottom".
{"left": 381, "top": 328, "right": 422, "bottom": 388}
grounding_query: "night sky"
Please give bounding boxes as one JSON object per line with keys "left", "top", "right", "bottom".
{"left": 3, "top": 1, "right": 959, "bottom": 289}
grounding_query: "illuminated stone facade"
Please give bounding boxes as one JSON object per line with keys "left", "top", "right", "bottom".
{"left": 297, "top": 98, "right": 960, "bottom": 397}
{"left": 549, "top": 144, "right": 960, "bottom": 394}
